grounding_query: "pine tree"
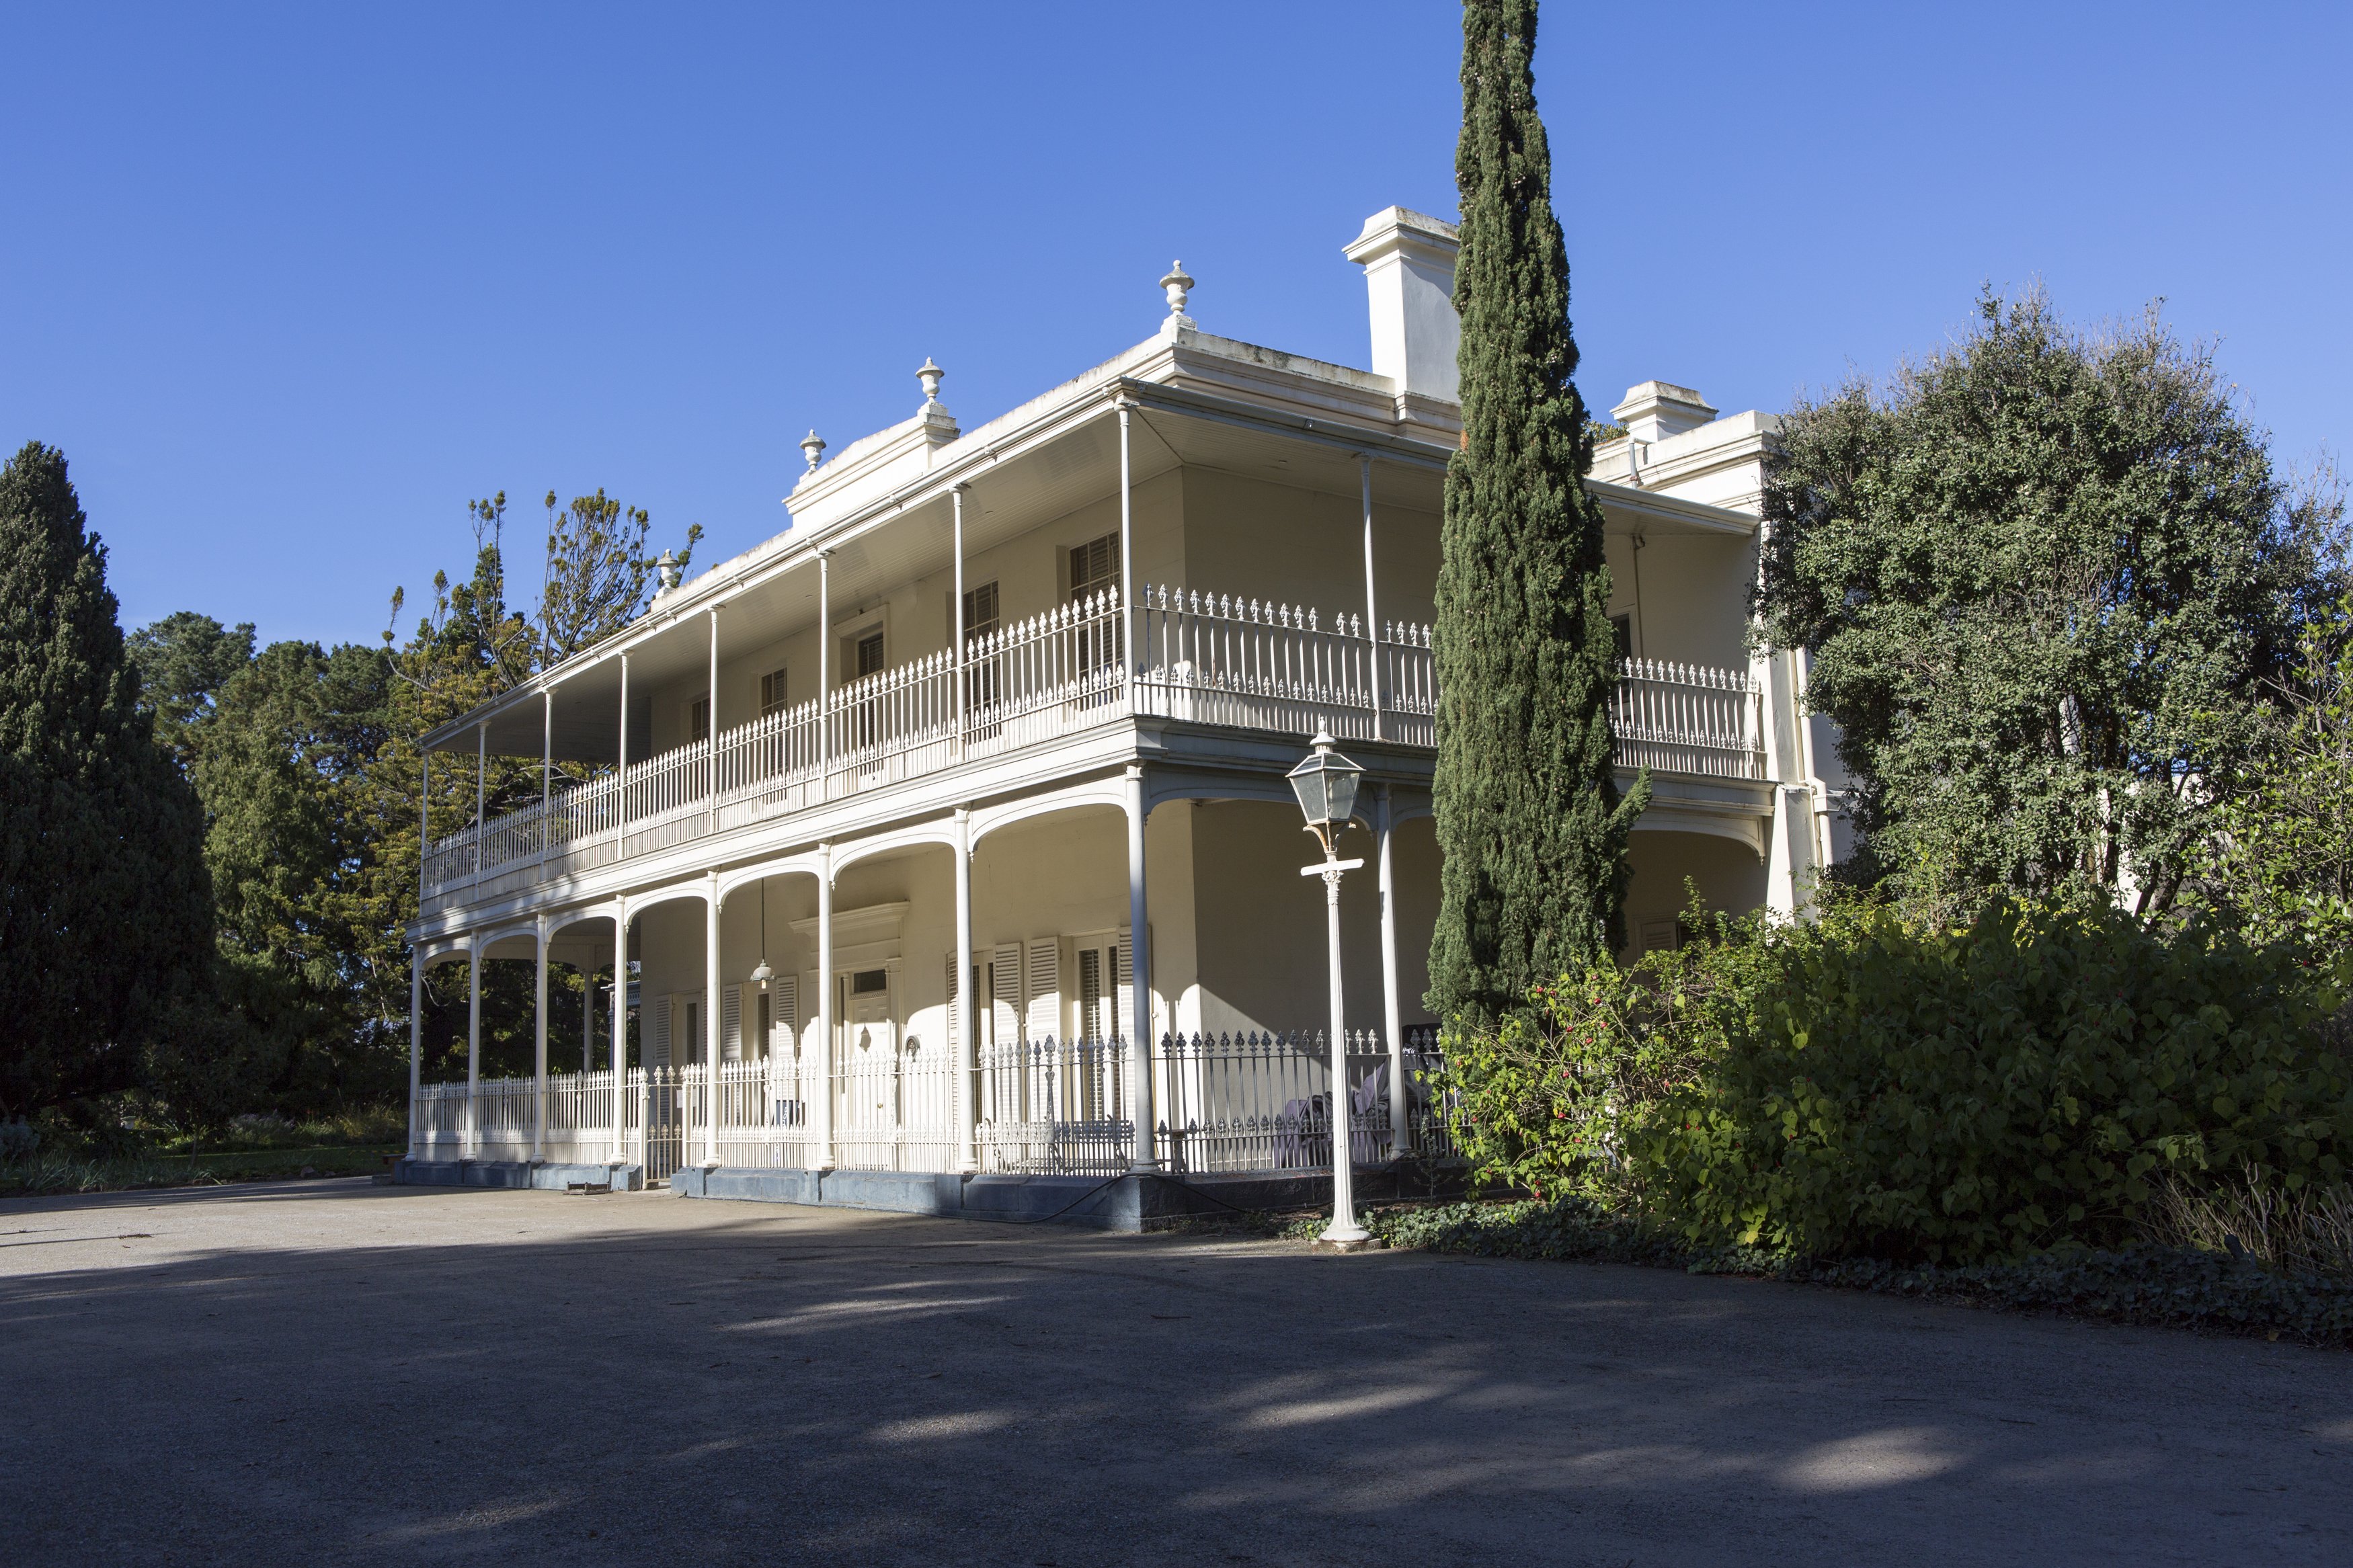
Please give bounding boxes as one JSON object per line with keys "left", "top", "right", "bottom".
{"left": 1428, "top": 0, "right": 1648, "bottom": 1030}
{"left": 0, "top": 442, "right": 214, "bottom": 1120}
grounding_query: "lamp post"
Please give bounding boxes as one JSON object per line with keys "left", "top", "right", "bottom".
{"left": 1288, "top": 729, "right": 1373, "bottom": 1251}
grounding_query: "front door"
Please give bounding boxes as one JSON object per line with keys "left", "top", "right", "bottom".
{"left": 835, "top": 968, "right": 898, "bottom": 1164}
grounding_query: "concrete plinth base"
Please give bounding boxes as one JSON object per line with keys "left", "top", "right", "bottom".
{"left": 668, "top": 1162, "right": 1463, "bottom": 1233}
{"left": 1311, "top": 1233, "right": 1386, "bottom": 1253}
{"left": 393, "top": 1159, "right": 645, "bottom": 1192}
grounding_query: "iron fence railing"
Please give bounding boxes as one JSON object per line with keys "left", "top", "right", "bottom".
{"left": 422, "top": 576, "right": 1765, "bottom": 903}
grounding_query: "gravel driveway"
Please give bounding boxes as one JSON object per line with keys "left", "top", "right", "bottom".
{"left": 1, "top": 1180, "right": 2346, "bottom": 1565}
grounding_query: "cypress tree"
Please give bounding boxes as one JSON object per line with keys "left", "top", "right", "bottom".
{"left": 1428, "top": 0, "right": 1647, "bottom": 1029}
{"left": 0, "top": 442, "right": 214, "bottom": 1120}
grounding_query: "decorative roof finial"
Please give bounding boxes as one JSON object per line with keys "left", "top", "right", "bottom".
{"left": 799, "top": 429, "right": 827, "bottom": 473}
{"left": 1160, "top": 261, "right": 1196, "bottom": 333}
{"left": 655, "top": 548, "right": 680, "bottom": 593}
{"left": 917, "top": 356, "right": 947, "bottom": 408}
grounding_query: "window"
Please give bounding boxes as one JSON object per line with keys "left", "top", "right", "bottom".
{"left": 1070, "top": 533, "right": 1120, "bottom": 677}
{"left": 961, "top": 581, "right": 1001, "bottom": 718}
{"left": 961, "top": 580, "right": 1000, "bottom": 643}
{"left": 1610, "top": 614, "right": 1634, "bottom": 661}
{"left": 1069, "top": 532, "right": 1119, "bottom": 602}
{"left": 851, "top": 968, "right": 888, "bottom": 995}
{"left": 759, "top": 667, "right": 789, "bottom": 716}
{"left": 689, "top": 694, "right": 711, "bottom": 743}
{"left": 856, "top": 631, "right": 885, "bottom": 677}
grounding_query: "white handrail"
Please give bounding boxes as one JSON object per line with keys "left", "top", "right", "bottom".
{"left": 423, "top": 579, "right": 1764, "bottom": 897}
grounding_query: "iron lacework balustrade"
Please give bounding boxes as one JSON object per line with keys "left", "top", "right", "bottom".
{"left": 421, "top": 582, "right": 1766, "bottom": 906}
{"left": 409, "top": 1030, "right": 1458, "bottom": 1180}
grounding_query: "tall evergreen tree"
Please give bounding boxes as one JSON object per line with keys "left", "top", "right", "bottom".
{"left": 1757, "top": 291, "right": 2346, "bottom": 919}
{"left": 1428, "top": 0, "right": 1647, "bottom": 1029}
{"left": 126, "top": 610, "right": 255, "bottom": 772}
{"left": 0, "top": 443, "right": 214, "bottom": 1120}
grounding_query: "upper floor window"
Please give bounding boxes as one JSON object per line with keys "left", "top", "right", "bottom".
{"left": 759, "top": 667, "right": 789, "bottom": 716}
{"left": 962, "top": 580, "right": 1000, "bottom": 642}
{"left": 690, "top": 694, "right": 711, "bottom": 743}
{"left": 1070, "top": 532, "right": 1119, "bottom": 602}
{"left": 855, "top": 630, "right": 885, "bottom": 679}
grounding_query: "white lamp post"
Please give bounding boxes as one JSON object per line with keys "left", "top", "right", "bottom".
{"left": 1288, "top": 729, "right": 1373, "bottom": 1251}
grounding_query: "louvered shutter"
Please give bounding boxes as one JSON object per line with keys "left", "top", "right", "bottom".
{"left": 651, "top": 997, "right": 672, "bottom": 1067}
{"left": 1025, "top": 940, "right": 1059, "bottom": 1043}
{"left": 945, "top": 952, "right": 960, "bottom": 1050}
{"left": 1116, "top": 928, "right": 1133, "bottom": 1043}
{"left": 992, "top": 944, "right": 1022, "bottom": 1046}
{"left": 772, "top": 976, "right": 797, "bottom": 1053}
{"left": 722, "top": 985, "right": 743, "bottom": 1063}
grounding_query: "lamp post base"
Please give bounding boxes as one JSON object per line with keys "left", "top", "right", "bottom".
{"left": 1312, "top": 1228, "right": 1381, "bottom": 1254}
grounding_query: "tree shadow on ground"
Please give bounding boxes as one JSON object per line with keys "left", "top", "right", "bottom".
{"left": 0, "top": 1183, "right": 2346, "bottom": 1567}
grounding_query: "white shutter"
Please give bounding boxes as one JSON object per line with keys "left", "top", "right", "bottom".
{"left": 992, "top": 944, "right": 1022, "bottom": 1046}
{"left": 1116, "top": 928, "right": 1134, "bottom": 1044}
{"left": 772, "top": 976, "right": 797, "bottom": 1051}
{"left": 1025, "top": 940, "right": 1059, "bottom": 1043}
{"left": 651, "top": 997, "right": 672, "bottom": 1067}
{"left": 945, "top": 951, "right": 960, "bottom": 1050}
{"left": 722, "top": 985, "right": 743, "bottom": 1063}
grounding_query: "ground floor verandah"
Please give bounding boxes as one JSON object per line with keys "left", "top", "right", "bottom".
{"left": 405, "top": 764, "right": 1779, "bottom": 1194}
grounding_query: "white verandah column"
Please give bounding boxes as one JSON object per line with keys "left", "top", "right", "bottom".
{"left": 532, "top": 917, "right": 549, "bottom": 1163}
{"left": 814, "top": 843, "right": 835, "bottom": 1170}
{"left": 1376, "top": 783, "right": 1408, "bottom": 1159}
{"left": 465, "top": 934, "right": 481, "bottom": 1158}
{"left": 1117, "top": 397, "right": 1136, "bottom": 713}
{"left": 407, "top": 948, "right": 423, "bottom": 1160}
{"left": 817, "top": 552, "right": 832, "bottom": 800}
{"left": 954, "top": 806, "right": 976, "bottom": 1172}
{"left": 952, "top": 485, "right": 968, "bottom": 760}
{"left": 1361, "top": 452, "right": 1383, "bottom": 741}
{"left": 703, "top": 872, "right": 722, "bottom": 1167}
{"left": 1124, "top": 765, "right": 1154, "bottom": 1171}
{"left": 705, "top": 606, "right": 721, "bottom": 834}
{"left": 611, "top": 900, "right": 629, "bottom": 1168}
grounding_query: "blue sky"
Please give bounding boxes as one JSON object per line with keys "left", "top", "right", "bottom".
{"left": 4, "top": 1, "right": 2346, "bottom": 649}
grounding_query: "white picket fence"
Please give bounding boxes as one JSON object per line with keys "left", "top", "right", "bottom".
{"left": 411, "top": 1032, "right": 1454, "bottom": 1180}
{"left": 422, "top": 576, "right": 1765, "bottom": 903}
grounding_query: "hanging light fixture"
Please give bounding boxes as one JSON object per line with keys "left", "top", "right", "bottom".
{"left": 749, "top": 877, "right": 774, "bottom": 992}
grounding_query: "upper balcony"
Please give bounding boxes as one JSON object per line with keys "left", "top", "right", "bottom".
{"left": 420, "top": 578, "right": 1767, "bottom": 918}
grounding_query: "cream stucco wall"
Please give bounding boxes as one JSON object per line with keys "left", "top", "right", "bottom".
{"left": 1622, "top": 829, "right": 1769, "bottom": 956}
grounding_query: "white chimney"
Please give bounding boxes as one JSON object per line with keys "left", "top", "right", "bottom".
{"left": 1343, "top": 207, "right": 1461, "bottom": 403}
{"left": 1611, "top": 381, "right": 1718, "bottom": 444}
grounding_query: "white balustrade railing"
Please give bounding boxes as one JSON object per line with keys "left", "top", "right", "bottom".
{"left": 422, "top": 576, "right": 1764, "bottom": 901}
{"left": 410, "top": 1031, "right": 1455, "bottom": 1178}
{"left": 977, "top": 1037, "right": 1133, "bottom": 1175}
{"left": 1609, "top": 657, "right": 1765, "bottom": 781}
{"left": 1151, "top": 1031, "right": 1402, "bottom": 1175}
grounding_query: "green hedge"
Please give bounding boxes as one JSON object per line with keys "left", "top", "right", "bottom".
{"left": 1439, "top": 898, "right": 2353, "bottom": 1264}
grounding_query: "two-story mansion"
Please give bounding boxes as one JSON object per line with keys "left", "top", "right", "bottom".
{"left": 401, "top": 206, "right": 1841, "bottom": 1210}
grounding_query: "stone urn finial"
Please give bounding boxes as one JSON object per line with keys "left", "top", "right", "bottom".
{"left": 1160, "top": 261, "right": 1196, "bottom": 331}
{"left": 799, "top": 429, "right": 827, "bottom": 473}
{"left": 655, "top": 548, "right": 680, "bottom": 593}
{"left": 917, "top": 356, "right": 947, "bottom": 407}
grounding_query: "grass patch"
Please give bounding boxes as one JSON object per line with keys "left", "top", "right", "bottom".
{"left": 0, "top": 1144, "right": 399, "bottom": 1198}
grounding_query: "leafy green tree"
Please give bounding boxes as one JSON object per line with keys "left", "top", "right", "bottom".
{"left": 126, "top": 610, "right": 254, "bottom": 771}
{"left": 1759, "top": 291, "right": 2344, "bottom": 918}
{"left": 2188, "top": 595, "right": 2353, "bottom": 958}
{"left": 193, "top": 638, "right": 399, "bottom": 1112}
{"left": 364, "top": 489, "right": 696, "bottom": 1079}
{"left": 1428, "top": 0, "right": 1647, "bottom": 1029}
{"left": 0, "top": 443, "right": 214, "bottom": 1121}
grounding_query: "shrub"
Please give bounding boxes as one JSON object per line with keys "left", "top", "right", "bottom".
{"left": 1439, "top": 897, "right": 2353, "bottom": 1265}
